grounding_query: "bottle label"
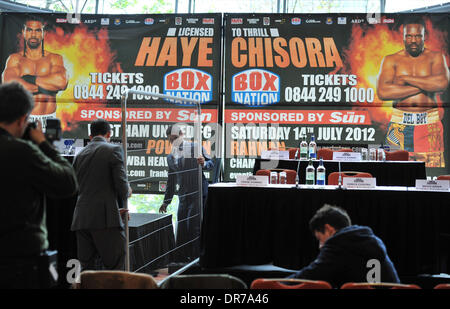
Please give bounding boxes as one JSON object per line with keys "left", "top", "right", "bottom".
{"left": 317, "top": 172, "right": 325, "bottom": 181}
{"left": 306, "top": 172, "right": 315, "bottom": 180}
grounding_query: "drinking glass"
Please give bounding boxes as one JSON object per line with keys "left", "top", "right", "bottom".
{"left": 377, "top": 148, "right": 385, "bottom": 161}
{"left": 369, "top": 148, "right": 377, "bottom": 161}
{"left": 279, "top": 172, "right": 287, "bottom": 184}
{"left": 270, "top": 171, "right": 278, "bottom": 184}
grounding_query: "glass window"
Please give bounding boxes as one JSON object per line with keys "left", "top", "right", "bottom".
{"left": 100, "top": 0, "right": 175, "bottom": 14}
{"left": 285, "top": 0, "right": 381, "bottom": 13}
{"left": 385, "top": 0, "right": 449, "bottom": 12}
{"left": 8, "top": 0, "right": 176, "bottom": 14}
{"left": 5, "top": 0, "right": 450, "bottom": 14}
{"left": 177, "top": 0, "right": 191, "bottom": 13}
{"left": 193, "top": 0, "right": 279, "bottom": 13}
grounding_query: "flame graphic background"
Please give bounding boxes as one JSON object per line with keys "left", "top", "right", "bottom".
{"left": 42, "top": 25, "right": 119, "bottom": 131}
{"left": 342, "top": 17, "right": 449, "bottom": 131}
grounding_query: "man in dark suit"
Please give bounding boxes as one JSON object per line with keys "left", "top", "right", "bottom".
{"left": 71, "top": 119, "right": 131, "bottom": 271}
{"left": 288, "top": 204, "right": 400, "bottom": 288}
{"left": 159, "top": 124, "right": 214, "bottom": 263}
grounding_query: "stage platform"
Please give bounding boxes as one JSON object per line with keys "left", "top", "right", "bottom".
{"left": 129, "top": 213, "right": 175, "bottom": 273}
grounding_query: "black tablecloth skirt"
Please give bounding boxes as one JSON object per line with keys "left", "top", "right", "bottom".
{"left": 200, "top": 186, "right": 450, "bottom": 276}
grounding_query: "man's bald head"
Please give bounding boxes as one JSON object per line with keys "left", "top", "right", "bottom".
{"left": 403, "top": 17, "right": 426, "bottom": 57}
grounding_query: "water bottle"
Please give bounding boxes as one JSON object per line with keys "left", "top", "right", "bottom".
{"left": 316, "top": 158, "right": 326, "bottom": 185}
{"left": 361, "top": 148, "right": 368, "bottom": 161}
{"left": 300, "top": 137, "right": 308, "bottom": 160}
{"left": 305, "top": 159, "right": 315, "bottom": 185}
{"left": 308, "top": 135, "right": 317, "bottom": 159}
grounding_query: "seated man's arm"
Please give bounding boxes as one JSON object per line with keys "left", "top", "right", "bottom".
{"left": 400, "top": 53, "right": 450, "bottom": 92}
{"left": 376, "top": 55, "right": 422, "bottom": 100}
{"left": 288, "top": 245, "right": 340, "bottom": 284}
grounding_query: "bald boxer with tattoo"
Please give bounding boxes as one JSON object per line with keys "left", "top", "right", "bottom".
{"left": 377, "top": 17, "right": 450, "bottom": 167}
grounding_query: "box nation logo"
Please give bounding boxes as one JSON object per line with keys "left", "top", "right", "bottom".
{"left": 232, "top": 69, "right": 280, "bottom": 106}
{"left": 164, "top": 69, "right": 212, "bottom": 105}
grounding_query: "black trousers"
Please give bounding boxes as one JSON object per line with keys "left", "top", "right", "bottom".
{"left": 172, "top": 194, "right": 208, "bottom": 263}
{"left": 75, "top": 227, "right": 126, "bottom": 271}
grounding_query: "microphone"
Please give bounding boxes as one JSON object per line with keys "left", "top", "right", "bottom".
{"left": 295, "top": 136, "right": 303, "bottom": 160}
{"left": 295, "top": 138, "right": 302, "bottom": 188}
{"left": 338, "top": 160, "right": 342, "bottom": 189}
{"left": 295, "top": 158, "right": 301, "bottom": 188}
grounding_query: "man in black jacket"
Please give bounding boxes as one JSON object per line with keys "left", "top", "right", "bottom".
{"left": 289, "top": 204, "right": 400, "bottom": 288}
{"left": 0, "top": 82, "right": 78, "bottom": 288}
{"left": 159, "top": 124, "right": 214, "bottom": 263}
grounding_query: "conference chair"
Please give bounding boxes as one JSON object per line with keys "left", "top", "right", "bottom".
{"left": 73, "top": 270, "right": 159, "bottom": 289}
{"left": 317, "top": 148, "right": 334, "bottom": 160}
{"left": 434, "top": 283, "right": 450, "bottom": 289}
{"left": 255, "top": 169, "right": 271, "bottom": 177}
{"left": 385, "top": 149, "right": 409, "bottom": 161}
{"left": 328, "top": 171, "right": 373, "bottom": 185}
{"left": 250, "top": 278, "right": 332, "bottom": 289}
{"left": 282, "top": 169, "right": 297, "bottom": 184}
{"left": 336, "top": 148, "right": 353, "bottom": 152}
{"left": 159, "top": 274, "right": 247, "bottom": 289}
{"left": 340, "top": 282, "right": 421, "bottom": 289}
{"left": 289, "top": 148, "right": 300, "bottom": 159}
{"left": 437, "top": 175, "right": 450, "bottom": 180}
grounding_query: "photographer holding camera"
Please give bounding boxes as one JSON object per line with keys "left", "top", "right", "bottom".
{"left": 0, "top": 82, "right": 78, "bottom": 288}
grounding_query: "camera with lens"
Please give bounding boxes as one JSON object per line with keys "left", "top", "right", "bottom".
{"left": 22, "top": 121, "right": 36, "bottom": 140}
{"left": 23, "top": 118, "right": 62, "bottom": 142}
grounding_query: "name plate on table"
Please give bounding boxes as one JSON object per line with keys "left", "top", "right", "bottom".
{"left": 261, "top": 150, "right": 290, "bottom": 160}
{"left": 415, "top": 180, "right": 450, "bottom": 191}
{"left": 236, "top": 175, "right": 269, "bottom": 187}
{"left": 343, "top": 177, "right": 376, "bottom": 189}
{"left": 332, "top": 152, "right": 362, "bottom": 162}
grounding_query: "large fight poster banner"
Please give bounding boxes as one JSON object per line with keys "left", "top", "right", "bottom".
{"left": 0, "top": 13, "right": 222, "bottom": 193}
{"left": 224, "top": 13, "right": 450, "bottom": 181}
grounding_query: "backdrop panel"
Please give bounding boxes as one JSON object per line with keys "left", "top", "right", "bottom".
{"left": 223, "top": 13, "right": 450, "bottom": 181}
{"left": 0, "top": 12, "right": 222, "bottom": 193}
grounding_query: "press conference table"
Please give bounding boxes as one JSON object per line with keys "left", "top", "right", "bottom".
{"left": 200, "top": 183, "right": 450, "bottom": 276}
{"left": 253, "top": 158, "right": 426, "bottom": 186}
